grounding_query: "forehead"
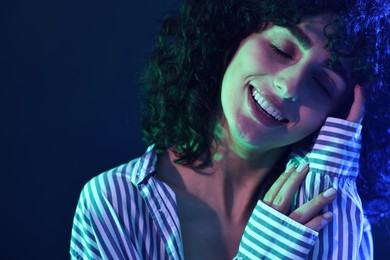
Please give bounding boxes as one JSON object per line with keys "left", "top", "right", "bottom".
{"left": 298, "top": 13, "right": 339, "bottom": 42}
{"left": 262, "top": 13, "right": 339, "bottom": 46}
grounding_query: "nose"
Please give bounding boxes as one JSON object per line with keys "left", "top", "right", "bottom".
{"left": 273, "top": 71, "right": 301, "bottom": 102}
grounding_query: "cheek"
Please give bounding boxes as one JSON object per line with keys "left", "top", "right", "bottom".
{"left": 298, "top": 106, "right": 328, "bottom": 134}
{"left": 329, "top": 89, "right": 354, "bottom": 119}
{"left": 302, "top": 90, "right": 334, "bottom": 120}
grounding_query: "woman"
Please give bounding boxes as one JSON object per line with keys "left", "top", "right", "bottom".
{"left": 70, "top": 0, "right": 389, "bottom": 259}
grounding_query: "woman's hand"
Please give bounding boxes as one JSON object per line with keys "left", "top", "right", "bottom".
{"left": 263, "top": 161, "right": 336, "bottom": 231}
{"left": 346, "top": 84, "right": 365, "bottom": 123}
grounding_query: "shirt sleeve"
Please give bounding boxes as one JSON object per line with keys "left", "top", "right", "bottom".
{"left": 290, "top": 117, "right": 373, "bottom": 259}
{"left": 235, "top": 117, "right": 373, "bottom": 260}
{"left": 70, "top": 174, "right": 142, "bottom": 260}
{"left": 235, "top": 200, "right": 319, "bottom": 260}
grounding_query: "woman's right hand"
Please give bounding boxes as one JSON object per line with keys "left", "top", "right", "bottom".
{"left": 263, "top": 161, "right": 336, "bottom": 231}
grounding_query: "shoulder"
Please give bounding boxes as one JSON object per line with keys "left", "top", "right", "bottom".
{"left": 75, "top": 145, "right": 160, "bottom": 223}
{"left": 79, "top": 145, "right": 158, "bottom": 203}
{"left": 77, "top": 160, "right": 140, "bottom": 210}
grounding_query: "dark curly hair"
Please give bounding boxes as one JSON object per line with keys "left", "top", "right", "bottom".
{"left": 140, "top": 0, "right": 390, "bottom": 223}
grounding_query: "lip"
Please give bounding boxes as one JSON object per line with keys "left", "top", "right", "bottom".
{"left": 248, "top": 85, "right": 288, "bottom": 127}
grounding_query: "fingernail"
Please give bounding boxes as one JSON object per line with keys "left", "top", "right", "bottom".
{"left": 320, "top": 212, "right": 333, "bottom": 229}
{"left": 296, "top": 161, "right": 308, "bottom": 172}
{"left": 323, "top": 188, "right": 336, "bottom": 198}
{"left": 285, "top": 163, "right": 295, "bottom": 172}
{"left": 323, "top": 211, "right": 333, "bottom": 220}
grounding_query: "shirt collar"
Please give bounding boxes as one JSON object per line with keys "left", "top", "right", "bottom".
{"left": 130, "top": 144, "right": 158, "bottom": 185}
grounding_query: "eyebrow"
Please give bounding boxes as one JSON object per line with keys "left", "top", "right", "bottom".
{"left": 285, "top": 25, "right": 313, "bottom": 49}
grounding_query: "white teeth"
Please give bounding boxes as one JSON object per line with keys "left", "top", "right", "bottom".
{"left": 251, "top": 88, "right": 285, "bottom": 121}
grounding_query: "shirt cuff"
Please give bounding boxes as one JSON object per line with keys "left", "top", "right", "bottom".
{"left": 236, "top": 200, "right": 318, "bottom": 260}
{"left": 324, "top": 117, "right": 362, "bottom": 134}
{"left": 309, "top": 117, "right": 362, "bottom": 177}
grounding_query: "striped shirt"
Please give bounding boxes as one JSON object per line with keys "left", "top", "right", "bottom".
{"left": 70, "top": 117, "right": 373, "bottom": 259}
{"left": 236, "top": 117, "right": 373, "bottom": 260}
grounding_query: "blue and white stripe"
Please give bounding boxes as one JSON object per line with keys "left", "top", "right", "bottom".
{"left": 237, "top": 201, "right": 318, "bottom": 260}
{"left": 70, "top": 146, "right": 183, "bottom": 259}
{"left": 71, "top": 117, "right": 372, "bottom": 259}
{"left": 237, "top": 117, "right": 372, "bottom": 259}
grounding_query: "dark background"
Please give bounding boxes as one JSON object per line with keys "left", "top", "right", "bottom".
{"left": 1, "top": 0, "right": 388, "bottom": 259}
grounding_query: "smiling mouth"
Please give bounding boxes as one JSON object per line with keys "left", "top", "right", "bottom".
{"left": 250, "top": 86, "right": 289, "bottom": 123}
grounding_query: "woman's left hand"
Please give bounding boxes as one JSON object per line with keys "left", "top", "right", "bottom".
{"left": 263, "top": 162, "right": 336, "bottom": 232}
{"left": 346, "top": 84, "right": 365, "bottom": 123}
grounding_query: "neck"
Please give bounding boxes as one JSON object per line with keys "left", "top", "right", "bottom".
{"left": 156, "top": 139, "right": 287, "bottom": 223}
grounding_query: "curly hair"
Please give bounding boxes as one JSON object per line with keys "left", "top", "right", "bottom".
{"left": 140, "top": 0, "right": 390, "bottom": 223}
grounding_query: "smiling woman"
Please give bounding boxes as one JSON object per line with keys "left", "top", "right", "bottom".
{"left": 220, "top": 15, "right": 351, "bottom": 153}
{"left": 70, "top": 0, "right": 389, "bottom": 259}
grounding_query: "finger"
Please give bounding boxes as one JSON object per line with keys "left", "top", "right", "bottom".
{"left": 346, "top": 84, "right": 365, "bottom": 123}
{"left": 263, "top": 163, "right": 295, "bottom": 204}
{"left": 271, "top": 161, "right": 309, "bottom": 213}
{"left": 289, "top": 187, "right": 337, "bottom": 224}
{"left": 305, "top": 212, "right": 333, "bottom": 231}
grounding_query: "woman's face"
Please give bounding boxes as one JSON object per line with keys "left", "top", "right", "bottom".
{"left": 221, "top": 13, "right": 351, "bottom": 152}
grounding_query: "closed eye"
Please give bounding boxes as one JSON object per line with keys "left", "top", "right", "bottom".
{"left": 270, "top": 44, "right": 293, "bottom": 60}
{"left": 313, "top": 77, "right": 330, "bottom": 97}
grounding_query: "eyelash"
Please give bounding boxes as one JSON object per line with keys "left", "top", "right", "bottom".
{"left": 270, "top": 44, "right": 293, "bottom": 60}
{"left": 313, "top": 78, "right": 330, "bottom": 96}
{"left": 270, "top": 44, "right": 332, "bottom": 97}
